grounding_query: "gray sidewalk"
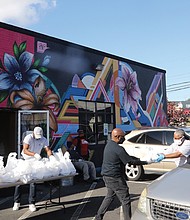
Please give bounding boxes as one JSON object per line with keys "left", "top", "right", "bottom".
{"left": 0, "top": 177, "right": 144, "bottom": 220}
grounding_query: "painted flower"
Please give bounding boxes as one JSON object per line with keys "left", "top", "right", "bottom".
{"left": 0, "top": 52, "right": 40, "bottom": 94}
{"left": 10, "top": 77, "right": 60, "bottom": 132}
{"left": 115, "top": 65, "right": 142, "bottom": 116}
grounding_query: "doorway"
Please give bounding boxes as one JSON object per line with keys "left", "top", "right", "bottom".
{"left": 0, "top": 109, "right": 17, "bottom": 162}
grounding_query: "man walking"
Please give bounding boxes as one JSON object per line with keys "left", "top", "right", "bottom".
{"left": 95, "top": 128, "right": 148, "bottom": 220}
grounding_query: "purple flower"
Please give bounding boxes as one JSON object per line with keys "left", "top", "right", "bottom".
{"left": 115, "top": 65, "right": 142, "bottom": 115}
{"left": 0, "top": 52, "right": 41, "bottom": 94}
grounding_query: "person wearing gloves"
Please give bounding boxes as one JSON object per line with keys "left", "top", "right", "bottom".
{"left": 13, "top": 126, "right": 55, "bottom": 212}
{"left": 95, "top": 128, "right": 149, "bottom": 220}
{"left": 156, "top": 129, "right": 190, "bottom": 167}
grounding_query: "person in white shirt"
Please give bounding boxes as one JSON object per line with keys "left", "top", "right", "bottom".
{"left": 13, "top": 126, "right": 55, "bottom": 212}
{"left": 156, "top": 129, "right": 190, "bottom": 166}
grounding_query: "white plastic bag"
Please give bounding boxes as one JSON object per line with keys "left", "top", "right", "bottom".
{"left": 0, "top": 156, "right": 5, "bottom": 175}
{"left": 5, "top": 152, "right": 18, "bottom": 172}
{"left": 60, "top": 151, "right": 76, "bottom": 175}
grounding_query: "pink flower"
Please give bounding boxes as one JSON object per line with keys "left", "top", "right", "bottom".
{"left": 115, "top": 65, "right": 142, "bottom": 116}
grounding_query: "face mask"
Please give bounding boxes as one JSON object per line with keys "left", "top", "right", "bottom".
{"left": 118, "top": 136, "right": 125, "bottom": 144}
{"left": 173, "top": 138, "right": 182, "bottom": 146}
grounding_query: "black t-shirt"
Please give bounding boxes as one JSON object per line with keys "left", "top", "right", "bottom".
{"left": 101, "top": 140, "right": 147, "bottom": 178}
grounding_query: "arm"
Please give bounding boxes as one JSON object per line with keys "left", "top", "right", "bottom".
{"left": 23, "top": 143, "right": 35, "bottom": 157}
{"left": 129, "top": 158, "right": 148, "bottom": 165}
{"left": 44, "top": 146, "right": 53, "bottom": 157}
{"left": 164, "top": 151, "right": 183, "bottom": 159}
{"left": 119, "top": 149, "right": 148, "bottom": 165}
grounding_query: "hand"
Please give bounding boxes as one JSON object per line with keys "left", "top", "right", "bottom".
{"left": 49, "top": 155, "right": 56, "bottom": 162}
{"left": 34, "top": 153, "right": 41, "bottom": 160}
{"left": 146, "top": 158, "right": 153, "bottom": 164}
{"left": 155, "top": 154, "right": 165, "bottom": 163}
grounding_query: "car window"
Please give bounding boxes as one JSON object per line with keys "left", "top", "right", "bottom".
{"left": 128, "top": 134, "right": 145, "bottom": 143}
{"left": 165, "top": 131, "right": 174, "bottom": 145}
{"left": 145, "top": 131, "right": 162, "bottom": 145}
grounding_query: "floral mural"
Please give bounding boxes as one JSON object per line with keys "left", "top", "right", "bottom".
{"left": 115, "top": 64, "right": 142, "bottom": 118}
{"left": 0, "top": 41, "right": 60, "bottom": 132}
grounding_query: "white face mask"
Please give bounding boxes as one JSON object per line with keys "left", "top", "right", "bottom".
{"left": 173, "top": 138, "right": 183, "bottom": 146}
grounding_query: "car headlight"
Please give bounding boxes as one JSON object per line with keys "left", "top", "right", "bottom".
{"left": 137, "top": 187, "right": 148, "bottom": 214}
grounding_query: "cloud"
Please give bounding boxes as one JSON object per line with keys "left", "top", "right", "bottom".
{"left": 0, "top": 0, "right": 56, "bottom": 26}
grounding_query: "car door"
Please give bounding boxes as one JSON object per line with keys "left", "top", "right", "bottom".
{"left": 142, "top": 131, "right": 165, "bottom": 171}
{"left": 162, "top": 130, "right": 177, "bottom": 170}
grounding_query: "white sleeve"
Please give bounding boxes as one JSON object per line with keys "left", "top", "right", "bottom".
{"left": 42, "top": 137, "right": 49, "bottom": 148}
{"left": 179, "top": 141, "right": 190, "bottom": 157}
{"left": 23, "top": 134, "right": 32, "bottom": 145}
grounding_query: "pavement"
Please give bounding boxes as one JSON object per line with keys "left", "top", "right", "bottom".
{"left": 0, "top": 176, "right": 144, "bottom": 220}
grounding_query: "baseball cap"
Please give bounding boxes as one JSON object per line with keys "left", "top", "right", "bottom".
{"left": 33, "top": 127, "right": 43, "bottom": 139}
{"left": 77, "top": 129, "right": 84, "bottom": 134}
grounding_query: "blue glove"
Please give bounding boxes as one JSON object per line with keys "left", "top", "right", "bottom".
{"left": 155, "top": 154, "right": 165, "bottom": 162}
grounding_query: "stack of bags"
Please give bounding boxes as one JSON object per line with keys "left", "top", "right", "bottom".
{"left": 0, "top": 149, "right": 76, "bottom": 184}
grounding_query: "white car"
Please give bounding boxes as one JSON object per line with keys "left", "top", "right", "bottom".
{"left": 121, "top": 127, "right": 190, "bottom": 181}
{"left": 132, "top": 163, "right": 190, "bottom": 220}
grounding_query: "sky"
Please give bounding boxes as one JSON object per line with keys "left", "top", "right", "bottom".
{"left": 0, "top": 0, "right": 190, "bottom": 101}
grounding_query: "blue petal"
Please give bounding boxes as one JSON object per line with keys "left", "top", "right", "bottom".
{"left": 0, "top": 72, "right": 12, "bottom": 90}
{"left": 42, "top": 55, "right": 51, "bottom": 66}
{"left": 19, "top": 51, "right": 33, "bottom": 72}
{"left": 4, "top": 53, "right": 20, "bottom": 74}
{"left": 27, "top": 69, "right": 41, "bottom": 83}
{"left": 12, "top": 82, "right": 33, "bottom": 93}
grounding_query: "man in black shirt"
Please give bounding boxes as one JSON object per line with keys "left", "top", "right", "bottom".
{"left": 95, "top": 128, "right": 148, "bottom": 220}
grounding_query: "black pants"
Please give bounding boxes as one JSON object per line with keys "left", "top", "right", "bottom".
{"left": 95, "top": 176, "right": 131, "bottom": 220}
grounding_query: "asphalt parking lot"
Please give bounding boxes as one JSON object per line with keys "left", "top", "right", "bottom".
{"left": 0, "top": 174, "right": 159, "bottom": 220}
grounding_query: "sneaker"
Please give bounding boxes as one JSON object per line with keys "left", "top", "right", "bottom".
{"left": 13, "top": 202, "right": 20, "bottom": 211}
{"left": 84, "top": 178, "right": 93, "bottom": 184}
{"left": 29, "top": 204, "right": 36, "bottom": 212}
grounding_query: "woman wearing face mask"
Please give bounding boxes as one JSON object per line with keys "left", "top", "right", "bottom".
{"left": 94, "top": 128, "right": 148, "bottom": 220}
{"left": 156, "top": 129, "right": 190, "bottom": 167}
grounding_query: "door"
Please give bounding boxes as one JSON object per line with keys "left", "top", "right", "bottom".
{"left": 17, "top": 110, "right": 49, "bottom": 158}
{"left": 0, "top": 109, "right": 17, "bottom": 162}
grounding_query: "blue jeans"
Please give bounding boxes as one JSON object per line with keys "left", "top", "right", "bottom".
{"left": 95, "top": 176, "right": 131, "bottom": 220}
{"left": 14, "top": 183, "right": 36, "bottom": 204}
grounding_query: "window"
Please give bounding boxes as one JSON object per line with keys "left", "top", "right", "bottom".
{"left": 78, "top": 100, "right": 115, "bottom": 145}
{"left": 165, "top": 131, "right": 175, "bottom": 145}
{"left": 145, "top": 131, "right": 163, "bottom": 145}
{"left": 129, "top": 134, "right": 145, "bottom": 143}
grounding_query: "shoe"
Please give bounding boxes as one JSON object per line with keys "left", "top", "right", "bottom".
{"left": 13, "top": 202, "right": 20, "bottom": 211}
{"left": 84, "top": 178, "right": 93, "bottom": 184}
{"left": 29, "top": 204, "right": 36, "bottom": 212}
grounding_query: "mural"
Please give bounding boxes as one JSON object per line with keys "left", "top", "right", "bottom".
{"left": 0, "top": 26, "right": 168, "bottom": 150}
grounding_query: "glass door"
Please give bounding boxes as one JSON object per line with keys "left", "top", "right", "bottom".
{"left": 17, "top": 110, "right": 49, "bottom": 158}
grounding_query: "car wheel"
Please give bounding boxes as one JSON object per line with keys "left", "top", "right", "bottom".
{"left": 125, "top": 164, "right": 144, "bottom": 181}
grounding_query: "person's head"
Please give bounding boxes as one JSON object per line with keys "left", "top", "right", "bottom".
{"left": 33, "top": 126, "right": 43, "bottom": 139}
{"left": 77, "top": 129, "right": 85, "bottom": 137}
{"left": 111, "top": 128, "right": 125, "bottom": 144}
{"left": 173, "top": 129, "right": 185, "bottom": 145}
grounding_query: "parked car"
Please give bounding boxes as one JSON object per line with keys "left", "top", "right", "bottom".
{"left": 121, "top": 127, "right": 190, "bottom": 181}
{"left": 132, "top": 163, "right": 190, "bottom": 220}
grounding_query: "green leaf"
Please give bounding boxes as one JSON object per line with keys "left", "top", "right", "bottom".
{"left": 0, "top": 91, "right": 9, "bottom": 103}
{"left": 19, "top": 41, "right": 26, "bottom": 54}
{"left": 13, "top": 42, "right": 19, "bottom": 59}
{"left": 39, "top": 66, "right": 48, "bottom": 73}
{"left": 33, "top": 59, "right": 41, "bottom": 68}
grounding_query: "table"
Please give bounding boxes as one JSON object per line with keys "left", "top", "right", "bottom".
{"left": 0, "top": 173, "right": 77, "bottom": 210}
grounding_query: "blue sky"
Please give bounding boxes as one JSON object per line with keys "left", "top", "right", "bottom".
{"left": 0, "top": 0, "right": 190, "bottom": 101}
